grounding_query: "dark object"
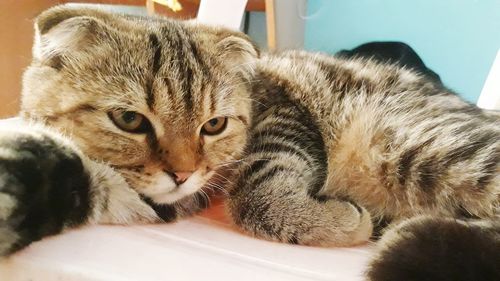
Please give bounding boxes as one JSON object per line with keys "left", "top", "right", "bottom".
{"left": 338, "top": 41, "right": 442, "bottom": 84}
{"left": 367, "top": 218, "right": 500, "bottom": 281}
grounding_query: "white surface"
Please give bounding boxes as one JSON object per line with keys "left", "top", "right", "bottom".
{"left": 196, "top": 0, "right": 248, "bottom": 30}
{"left": 478, "top": 49, "right": 500, "bottom": 110}
{"left": 0, "top": 203, "right": 375, "bottom": 281}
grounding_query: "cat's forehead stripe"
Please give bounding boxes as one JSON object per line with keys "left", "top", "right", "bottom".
{"left": 150, "top": 33, "right": 162, "bottom": 75}
{"left": 176, "top": 27, "right": 195, "bottom": 112}
{"left": 155, "top": 24, "right": 215, "bottom": 119}
{"left": 186, "top": 37, "right": 215, "bottom": 114}
{"left": 146, "top": 33, "right": 162, "bottom": 109}
{"left": 160, "top": 25, "right": 194, "bottom": 112}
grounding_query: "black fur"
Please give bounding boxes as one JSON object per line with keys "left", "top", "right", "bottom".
{"left": 338, "top": 41, "right": 442, "bottom": 84}
{"left": 367, "top": 218, "right": 500, "bottom": 281}
{"left": 141, "top": 196, "right": 177, "bottom": 222}
{"left": 0, "top": 134, "right": 91, "bottom": 255}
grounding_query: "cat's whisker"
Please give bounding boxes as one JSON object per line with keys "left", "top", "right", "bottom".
{"left": 213, "top": 158, "right": 248, "bottom": 168}
{"left": 218, "top": 78, "right": 264, "bottom": 99}
{"left": 211, "top": 173, "right": 232, "bottom": 186}
{"left": 204, "top": 182, "right": 229, "bottom": 196}
{"left": 218, "top": 61, "right": 257, "bottom": 81}
{"left": 198, "top": 189, "right": 211, "bottom": 206}
{"left": 204, "top": 184, "right": 224, "bottom": 196}
{"left": 232, "top": 96, "right": 269, "bottom": 108}
{"left": 209, "top": 169, "right": 233, "bottom": 183}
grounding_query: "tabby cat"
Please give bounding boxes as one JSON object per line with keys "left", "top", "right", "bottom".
{"left": 0, "top": 5, "right": 498, "bottom": 280}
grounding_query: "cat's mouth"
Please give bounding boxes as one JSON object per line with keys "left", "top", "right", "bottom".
{"left": 117, "top": 163, "right": 234, "bottom": 206}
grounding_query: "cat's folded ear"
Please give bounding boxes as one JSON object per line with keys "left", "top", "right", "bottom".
{"left": 214, "top": 32, "right": 260, "bottom": 77}
{"left": 33, "top": 5, "right": 110, "bottom": 67}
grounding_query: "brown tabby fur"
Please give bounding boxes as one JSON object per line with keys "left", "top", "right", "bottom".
{"left": 0, "top": 5, "right": 498, "bottom": 280}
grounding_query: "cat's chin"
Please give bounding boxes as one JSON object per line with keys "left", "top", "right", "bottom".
{"left": 146, "top": 170, "right": 215, "bottom": 205}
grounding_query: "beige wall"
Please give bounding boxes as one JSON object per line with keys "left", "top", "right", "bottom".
{"left": 0, "top": 0, "right": 62, "bottom": 118}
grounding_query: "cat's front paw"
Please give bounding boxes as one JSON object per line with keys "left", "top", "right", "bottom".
{"left": 0, "top": 126, "right": 91, "bottom": 256}
{"left": 298, "top": 199, "right": 373, "bottom": 247}
{"left": 228, "top": 190, "right": 373, "bottom": 247}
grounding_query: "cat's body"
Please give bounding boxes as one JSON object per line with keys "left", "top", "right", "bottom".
{"left": 0, "top": 5, "right": 498, "bottom": 280}
{"left": 251, "top": 51, "right": 498, "bottom": 221}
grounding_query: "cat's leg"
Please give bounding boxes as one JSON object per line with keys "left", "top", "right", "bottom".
{"left": 226, "top": 105, "right": 372, "bottom": 247}
{"left": 0, "top": 123, "right": 158, "bottom": 256}
{"left": 227, "top": 166, "right": 373, "bottom": 246}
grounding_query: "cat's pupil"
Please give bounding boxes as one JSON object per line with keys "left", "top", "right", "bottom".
{"left": 209, "top": 118, "right": 219, "bottom": 127}
{"left": 122, "top": 112, "right": 137, "bottom": 123}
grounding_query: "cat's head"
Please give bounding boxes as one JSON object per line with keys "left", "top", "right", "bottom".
{"left": 21, "top": 5, "right": 258, "bottom": 206}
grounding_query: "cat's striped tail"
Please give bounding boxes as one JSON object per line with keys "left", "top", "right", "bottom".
{"left": 367, "top": 216, "right": 500, "bottom": 281}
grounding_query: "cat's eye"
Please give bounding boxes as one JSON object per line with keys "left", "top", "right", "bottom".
{"left": 109, "top": 110, "right": 151, "bottom": 133}
{"left": 201, "top": 117, "right": 228, "bottom": 135}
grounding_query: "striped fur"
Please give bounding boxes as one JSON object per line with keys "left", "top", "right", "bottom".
{"left": 251, "top": 51, "right": 499, "bottom": 224}
{"left": 0, "top": 5, "right": 497, "bottom": 280}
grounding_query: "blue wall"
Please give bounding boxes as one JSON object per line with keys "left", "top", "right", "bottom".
{"left": 246, "top": 12, "right": 268, "bottom": 50}
{"left": 305, "top": 0, "right": 500, "bottom": 103}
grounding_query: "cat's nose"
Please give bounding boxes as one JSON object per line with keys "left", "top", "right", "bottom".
{"left": 173, "top": 172, "right": 193, "bottom": 185}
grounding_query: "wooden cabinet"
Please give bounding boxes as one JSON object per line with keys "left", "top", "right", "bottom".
{"left": 0, "top": 0, "right": 62, "bottom": 118}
